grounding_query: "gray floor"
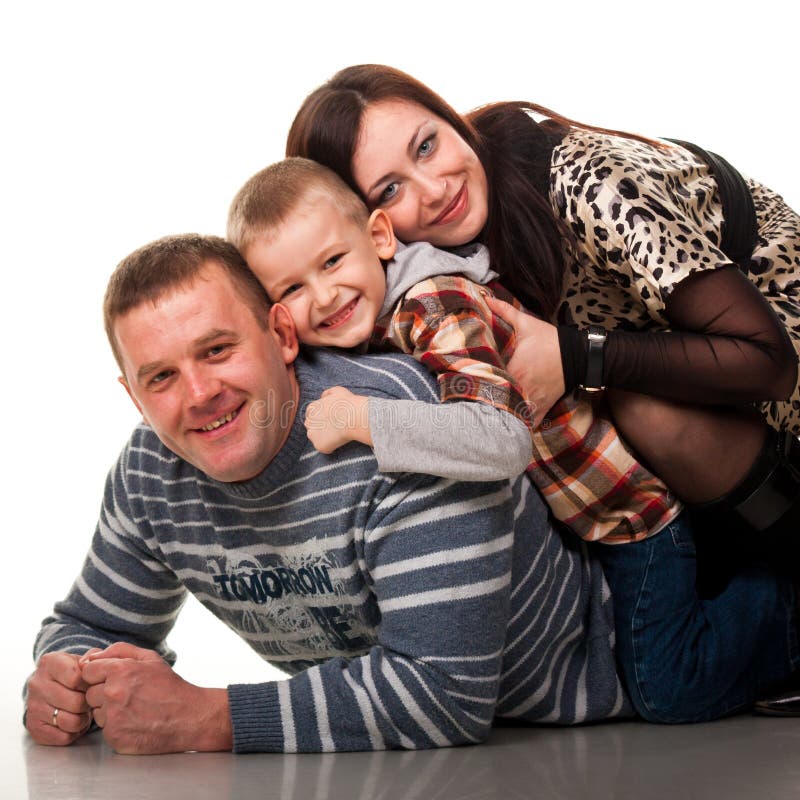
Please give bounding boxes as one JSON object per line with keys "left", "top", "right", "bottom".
{"left": 8, "top": 715, "right": 800, "bottom": 800}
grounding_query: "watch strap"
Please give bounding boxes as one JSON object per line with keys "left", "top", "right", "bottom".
{"left": 580, "top": 326, "right": 607, "bottom": 392}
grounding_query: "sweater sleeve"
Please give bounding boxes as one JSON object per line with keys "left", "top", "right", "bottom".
{"left": 367, "top": 397, "right": 532, "bottom": 480}
{"left": 32, "top": 443, "right": 187, "bottom": 665}
{"left": 227, "top": 476, "right": 517, "bottom": 752}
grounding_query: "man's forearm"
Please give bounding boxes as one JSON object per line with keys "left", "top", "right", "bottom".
{"left": 82, "top": 644, "right": 233, "bottom": 754}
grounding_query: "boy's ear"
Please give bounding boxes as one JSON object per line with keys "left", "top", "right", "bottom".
{"left": 269, "top": 303, "right": 300, "bottom": 365}
{"left": 118, "top": 375, "right": 144, "bottom": 418}
{"left": 367, "top": 209, "right": 397, "bottom": 260}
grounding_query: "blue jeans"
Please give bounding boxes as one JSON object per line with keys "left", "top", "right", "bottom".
{"left": 593, "top": 511, "right": 799, "bottom": 723}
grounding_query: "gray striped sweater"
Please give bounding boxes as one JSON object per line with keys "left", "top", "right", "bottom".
{"left": 34, "top": 349, "right": 631, "bottom": 752}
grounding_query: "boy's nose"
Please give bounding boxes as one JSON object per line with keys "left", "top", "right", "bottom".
{"left": 311, "top": 280, "right": 338, "bottom": 308}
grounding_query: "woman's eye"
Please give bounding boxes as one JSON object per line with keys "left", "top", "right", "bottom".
{"left": 379, "top": 182, "right": 399, "bottom": 203}
{"left": 418, "top": 134, "right": 435, "bottom": 157}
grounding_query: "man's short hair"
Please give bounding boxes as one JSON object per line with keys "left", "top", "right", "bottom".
{"left": 227, "top": 157, "right": 370, "bottom": 253}
{"left": 104, "top": 233, "right": 271, "bottom": 372}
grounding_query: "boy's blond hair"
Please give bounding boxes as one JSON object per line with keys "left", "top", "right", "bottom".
{"left": 227, "top": 157, "right": 370, "bottom": 253}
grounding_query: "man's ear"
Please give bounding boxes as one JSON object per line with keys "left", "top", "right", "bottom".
{"left": 368, "top": 209, "right": 397, "bottom": 260}
{"left": 118, "top": 375, "right": 144, "bottom": 417}
{"left": 269, "top": 303, "right": 300, "bottom": 365}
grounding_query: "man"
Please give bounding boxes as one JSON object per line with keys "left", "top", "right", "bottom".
{"left": 24, "top": 233, "right": 629, "bottom": 754}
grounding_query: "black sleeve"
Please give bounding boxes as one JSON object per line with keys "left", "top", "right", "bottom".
{"left": 562, "top": 266, "right": 798, "bottom": 403}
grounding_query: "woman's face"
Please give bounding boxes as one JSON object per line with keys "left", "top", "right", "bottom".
{"left": 351, "top": 100, "right": 489, "bottom": 248}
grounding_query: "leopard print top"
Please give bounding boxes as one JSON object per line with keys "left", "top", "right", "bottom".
{"left": 550, "top": 129, "right": 800, "bottom": 433}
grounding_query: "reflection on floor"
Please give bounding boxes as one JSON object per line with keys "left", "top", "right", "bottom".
{"left": 18, "top": 715, "right": 800, "bottom": 800}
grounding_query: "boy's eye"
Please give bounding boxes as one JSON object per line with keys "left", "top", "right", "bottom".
{"left": 324, "top": 254, "right": 343, "bottom": 269}
{"left": 280, "top": 284, "right": 303, "bottom": 299}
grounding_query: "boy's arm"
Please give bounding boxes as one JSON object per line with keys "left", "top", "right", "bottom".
{"left": 303, "top": 386, "right": 533, "bottom": 479}
{"left": 369, "top": 396, "right": 532, "bottom": 479}
{"left": 370, "top": 275, "right": 535, "bottom": 479}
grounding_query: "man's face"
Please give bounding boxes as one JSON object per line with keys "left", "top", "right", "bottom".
{"left": 115, "top": 261, "right": 299, "bottom": 482}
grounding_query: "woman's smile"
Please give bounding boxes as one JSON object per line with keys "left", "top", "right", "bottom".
{"left": 431, "top": 183, "right": 468, "bottom": 227}
{"left": 352, "top": 100, "right": 489, "bottom": 248}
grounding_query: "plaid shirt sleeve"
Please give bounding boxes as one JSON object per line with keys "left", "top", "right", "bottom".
{"left": 379, "top": 275, "right": 533, "bottom": 427}
{"left": 376, "top": 275, "right": 680, "bottom": 544}
{"left": 530, "top": 395, "right": 681, "bottom": 543}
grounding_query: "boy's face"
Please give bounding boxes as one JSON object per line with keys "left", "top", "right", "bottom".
{"left": 245, "top": 193, "right": 396, "bottom": 349}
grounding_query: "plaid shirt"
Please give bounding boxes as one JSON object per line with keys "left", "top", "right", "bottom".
{"left": 372, "top": 275, "right": 680, "bottom": 543}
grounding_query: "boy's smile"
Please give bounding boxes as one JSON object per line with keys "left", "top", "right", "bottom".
{"left": 244, "top": 192, "right": 396, "bottom": 350}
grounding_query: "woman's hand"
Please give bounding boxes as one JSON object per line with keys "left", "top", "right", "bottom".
{"left": 484, "top": 295, "right": 566, "bottom": 426}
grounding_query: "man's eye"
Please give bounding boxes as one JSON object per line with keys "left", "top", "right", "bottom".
{"left": 149, "top": 370, "right": 173, "bottom": 386}
{"left": 207, "top": 344, "right": 228, "bottom": 357}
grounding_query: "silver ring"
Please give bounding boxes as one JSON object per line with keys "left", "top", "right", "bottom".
{"left": 51, "top": 707, "right": 60, "bottom": 727}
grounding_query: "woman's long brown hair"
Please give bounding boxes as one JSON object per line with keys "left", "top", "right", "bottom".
{"left": 287, "top": 64, "right": 661, "bottom": 319}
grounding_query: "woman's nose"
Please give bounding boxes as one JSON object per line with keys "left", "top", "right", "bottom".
{"left": 417, "top": 172, "right": 447, "bottom": 206}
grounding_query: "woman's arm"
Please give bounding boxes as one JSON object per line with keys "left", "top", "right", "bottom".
{"left": 559, "top": 266, "right": 797, "bottom": 403}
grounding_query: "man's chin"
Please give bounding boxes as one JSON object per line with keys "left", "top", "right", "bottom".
{"left": 200, "top": 461, "right": 263, "bottom": 483}
{"left": 182, "top": 450, "right": 266, "bottom": 483}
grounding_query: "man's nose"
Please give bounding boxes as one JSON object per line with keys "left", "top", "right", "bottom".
{"left": 184, "top": 366, "right": 222, "bottom": 406}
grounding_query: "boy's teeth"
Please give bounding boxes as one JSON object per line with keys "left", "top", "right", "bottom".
{"left": 201, "top": 411, "right": 236, "bottom": 432}
{"left": 323, "top": 299, "right": 356, "bottom": 327}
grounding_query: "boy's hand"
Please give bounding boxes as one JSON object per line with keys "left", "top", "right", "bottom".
{"left": 305, "top": 387, "right": 372, "bottom": 453}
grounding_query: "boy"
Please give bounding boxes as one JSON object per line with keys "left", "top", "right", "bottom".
{"left": 227, "top": 157, "right": 679, "bottom": 544}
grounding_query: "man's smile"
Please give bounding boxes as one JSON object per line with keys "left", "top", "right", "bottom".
{"left": 192, "top": 403, "right": 245, "bottom": 435}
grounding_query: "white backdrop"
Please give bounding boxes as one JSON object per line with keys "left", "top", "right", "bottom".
{"left": 3, "top": 0, "right": 798, "bottom": 728}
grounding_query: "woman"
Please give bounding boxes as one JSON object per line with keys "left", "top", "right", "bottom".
{"left": 286, "top": 64, "right": 800, "bottom": 722}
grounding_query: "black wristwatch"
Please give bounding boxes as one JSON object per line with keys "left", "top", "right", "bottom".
{"left": 579, "top": 326, "right": 607, "bottom": 393}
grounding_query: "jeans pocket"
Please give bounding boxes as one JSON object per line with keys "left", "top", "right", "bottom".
{"left": 668, "top": 513, "right": 695, "bottom": 554}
